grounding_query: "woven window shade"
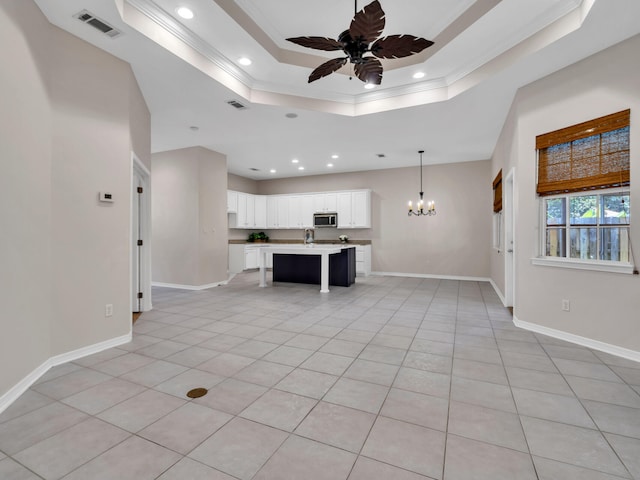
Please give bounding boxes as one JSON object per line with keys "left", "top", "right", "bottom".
{"left": 493, "top": 169, "right": 502, "bottom": 212}
{"left": 536, "top": 110, "right": 630, "bottom": 196}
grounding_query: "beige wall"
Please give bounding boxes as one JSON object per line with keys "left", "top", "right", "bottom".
{"left": 0, "top": 0, "right": 52, "bottom": 396}
{"left": 230, "top": 160, "right": 492, "bottom": 278}
{"left": 0, "top": 0, "right": 150, "bottom": 399}
{"left": 129, "top": 74, "right": 152, "bottom": 170}
{"left": 152, "top": 147, "right": 228, "bottom": 286}
{"left": 491, "top": 34, "right": 640, "bottom": 353}
{"left": 228, "top": 173, "right": 258, "bottom": 194}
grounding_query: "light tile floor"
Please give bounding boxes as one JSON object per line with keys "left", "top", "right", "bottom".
{"left": 1, "top": 272, "right": 639, "bottom": 479}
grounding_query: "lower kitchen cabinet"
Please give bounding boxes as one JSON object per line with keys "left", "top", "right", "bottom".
{"left": 230, "top": 244, "right": 370, "bottom": 276}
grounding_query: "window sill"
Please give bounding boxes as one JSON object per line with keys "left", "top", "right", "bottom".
{"left": 531, "top": 257, "right": 635, "bottom": 275}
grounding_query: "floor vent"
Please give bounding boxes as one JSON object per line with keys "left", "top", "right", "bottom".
{"left": 74, "top": 10, "right": 122, "bottom": 38}
{"left": 227, "top": 100, "right": 247, "bottom": 110}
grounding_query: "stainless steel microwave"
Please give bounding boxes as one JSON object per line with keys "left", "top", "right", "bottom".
{"left": 313, "top": 212, "right": 337, "bottom": 228}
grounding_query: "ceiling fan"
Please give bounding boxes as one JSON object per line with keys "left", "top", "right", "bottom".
{"left": 286, "top": 0, "right": 434, "bottom": 85}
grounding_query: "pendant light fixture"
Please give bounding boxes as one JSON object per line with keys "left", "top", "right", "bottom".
{"left": 408, "top": 150, "right": 436, "bottom": 216}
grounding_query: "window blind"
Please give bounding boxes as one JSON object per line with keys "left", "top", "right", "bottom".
{"left": 536, "top": 109, "right": 630, "bottom": 196}
{"left": 493, "top": 169, "right": 502, "bottom": 213}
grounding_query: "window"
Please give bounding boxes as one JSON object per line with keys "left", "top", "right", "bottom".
{"left": 493, "top": 212, "right": 502, "bottom": 251}
{"left": 534, "top": 110, "right": 633, "bottom": 273}
{"left": 543, "top": 190, "right": 630, "bottom": 262}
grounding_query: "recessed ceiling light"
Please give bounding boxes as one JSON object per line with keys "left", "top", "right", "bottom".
{"left": 413, "top": 71, "right": 425, "bottom": 79}
{"left": 238, "top": 57, "right": 252, "bottom": 66}
{"left": 364, "top": 83, "right": 375, "bottom": 90}
{"left": 189, "top": 125, "right": 199, "bottom": 131}
{"left": 331, "top": 154, "right": 339, "bottom": 159}
{"left": 270, "top": 169, "right": 276, "bottom": 173}
{"left": 298, "top": 166, "right": 305, "bottom": 171}
{"left": 291, "top": 159, "right": 299, "bottom": 164}
{"left": 327, "top": 163, "right": 334, "bottom": 168}
{"left": 176, "top": 6, "right": 194, "bottom": 19}
{"left": 285, "top": 113, "right": 298, "bottom": 119}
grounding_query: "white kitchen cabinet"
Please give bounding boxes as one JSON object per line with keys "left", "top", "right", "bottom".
{"left": 229, "top": 244, "right": 273, "bottom": 272}
{"left": 235, "top": 192, "right": 251, "bottom": 228}
{"left": 254, "top": 195, "right": 267, "bottom": 229}
{"left": 313, "top": 193, "right": 337, "bottom": 213}
{"left": 277, "top": 196, "right": 289, "bottom": 228}
{"left": 229, "top": 189, "right": 370, "bottom": 229}
{"left": 227, "top": 190, "right": 238, "bottom": 213}
{"left": 288, "top": 195, "right": 313, "bottom": 228}
{"left": 245, "top": 246, "right": 259, "bottom": 269}
{"left": 337, "top": 190, "right": 371, "bottom": 228}
{"left": 266, "top": 196, "right": 278, "bottom": 228}
{"left": 231, "top": 192, "right": 265, "bottom": 229}
{"left": 267, "top": 195, "right": 289, "bottom": 228}
{"left": 351, "top": 190, "right": 370, "bottom": 228}
{"left": 355, "top": 245, "right": 371, "bottom": 276}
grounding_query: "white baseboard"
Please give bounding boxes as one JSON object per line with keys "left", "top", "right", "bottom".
{"left": 489, "top": 279, "right": 507, "bottom": 307}
{"left": 152, "top": 280, "right": 229, "bottom": 291}
{"left": 514, "top": 316, "right": 640, "bottom": 363}
{"left": 371, "top": 271, "right": 491, "bottom": 282}
{"left": 0, "top": 333, "right": 131, "bottom": 415}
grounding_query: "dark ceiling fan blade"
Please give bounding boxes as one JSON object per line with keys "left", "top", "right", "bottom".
{"left": 354, "top": 57, "right": 382, "bottom": 85}
{"left": 286, "top": 36, "right": 344, "bottom": 51}
{"left": 308, "top": 57, "right": 348, "bottom": 83}
{"left": 371, "top": 35, "right": 434, "bottom": 59}
{"left": 349, "top": 0, "right": 385, "bottom": 45}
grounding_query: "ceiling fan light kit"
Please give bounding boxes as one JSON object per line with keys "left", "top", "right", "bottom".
{"left": 286, "top": 0, "right": 433, "bottom": 85}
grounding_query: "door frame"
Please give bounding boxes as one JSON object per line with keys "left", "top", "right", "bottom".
{"left": 504, "top": 167, "right": 516, "bottom": 308}
{"left": 131, "top": 152, "right": 152, "bottom": 312}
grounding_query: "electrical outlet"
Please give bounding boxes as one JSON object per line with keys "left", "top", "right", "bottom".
{"left": 561, "top": 299, "right": 570, "bottom": 312}
{"left": 105, "top": 304, "right": 113, "bottom": 317}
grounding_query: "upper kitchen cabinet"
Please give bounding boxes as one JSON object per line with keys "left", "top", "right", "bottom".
{"left": 267, "top": 195, "right": 290, "bottom": 228}
{"left": 288, "top": 195, "right": 314, "bottom": 229}
{"left": 230, "top": 192, "right": 266, "bottom": 229}
{"left": 313, "top": 193, "right": 338, "bottom": 213}
{"left": 229, "top": 189, "right": 371, "bottom": 229}
{"left": 337, "top": 190, "right": 371, "bottom": 228}
{"left": 254, "top": 195, "right": 267, "bottom": 229}
{"left": 234, "top": 192, "right": 253, "bottom": 228}
{"left": 227, "top": 190, "right": 238, "bottom": 213}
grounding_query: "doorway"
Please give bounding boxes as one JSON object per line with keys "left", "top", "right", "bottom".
{"left": 504, "top": 168, "right": 515, "bottom": 308}
{"left": 131, "top": 153, "right": 151, "bottom": 314}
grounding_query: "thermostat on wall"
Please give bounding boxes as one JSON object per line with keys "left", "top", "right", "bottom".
{"left": 99, "top": 192, "right": 114, "bottom": 203}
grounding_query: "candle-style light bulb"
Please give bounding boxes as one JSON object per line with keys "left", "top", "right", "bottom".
{"left": 408, "top": 201, "right": 413, "bottom": 211}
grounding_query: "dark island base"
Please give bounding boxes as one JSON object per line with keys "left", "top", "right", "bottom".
{"left": 273, "top": 247, "right": 356, "bottom": 287}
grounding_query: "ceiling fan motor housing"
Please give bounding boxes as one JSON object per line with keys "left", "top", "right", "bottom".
{"left": 286, "top": 0, "right": 433, "bottom": 84}
{"left": 338, "top": 30, "right": 369, "bottom": 64}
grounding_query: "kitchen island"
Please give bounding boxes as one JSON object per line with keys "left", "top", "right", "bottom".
{"left": 257, "top": 245, "right": 355, "bottom": 293}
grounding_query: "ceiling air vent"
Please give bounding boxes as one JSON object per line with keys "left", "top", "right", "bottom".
{"left": 74, "top": 10, "right": 122, "bottom": 38}
{"left": 227, "top": 100, "right": 247, "bottom": 110}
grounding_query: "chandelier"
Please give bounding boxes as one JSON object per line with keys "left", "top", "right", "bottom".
{"left": 408, "top": 150, "right": 436, "bottom": 216}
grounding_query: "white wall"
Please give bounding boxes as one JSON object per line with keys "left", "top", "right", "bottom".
{"left": 491, "top": 34, "right": 640, "bottom": 354}
{"left": 0, "top": 0, "right": 150, "bottom": 400}
{"left": 152, "top": 147, "right": 228, "bottom": 287}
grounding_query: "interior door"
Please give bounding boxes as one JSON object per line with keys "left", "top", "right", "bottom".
{"left": 504, "top": 169, "right": 515, "bottom": 308}
{"left": 132, "top": 171, "right": 143, "bottom": 313}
